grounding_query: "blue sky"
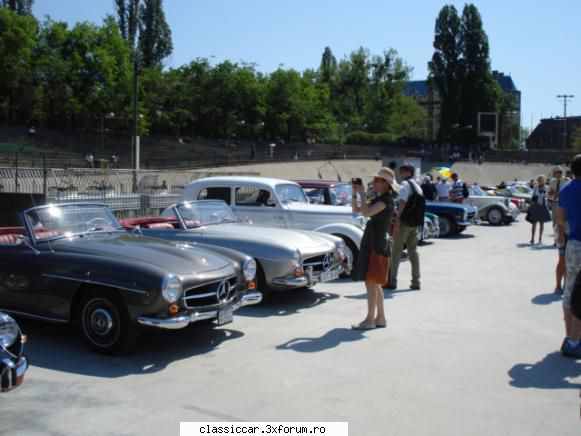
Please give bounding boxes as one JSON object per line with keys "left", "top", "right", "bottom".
{"left": 34, "top": 0, "right": 580, "bottom": 131}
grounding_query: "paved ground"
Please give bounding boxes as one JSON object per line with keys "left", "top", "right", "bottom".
{"left": 1, "top": 219, "right": 579, "bottom": 436}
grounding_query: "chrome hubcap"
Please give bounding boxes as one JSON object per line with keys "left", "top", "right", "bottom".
{"left": 90, "top": 308, "right": 114, "bottom": 336}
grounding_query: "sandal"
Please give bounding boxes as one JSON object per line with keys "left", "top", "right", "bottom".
{"left": 351, "top": 321, "right": 376, "bottom": 330}
{"left": 375, "top": 320, "right": 387, "bottom": 328}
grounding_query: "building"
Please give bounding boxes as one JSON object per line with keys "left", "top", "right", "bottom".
{"left": 526, "top": 116, "right": 581, "bottom": 150}
{"left": 404, "top": 71, "right": 521, "bottom": 148}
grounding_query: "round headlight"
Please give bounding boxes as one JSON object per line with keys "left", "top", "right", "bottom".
{"left": 0, "top": 313, "right": 19, "bottom": 348}
{"left": 292, "top": 249, "right": 302, "bottom": 267}
{"left": 161, "top": 275, "right": 182, "bottom": 304}
{"left": 243, "top": 258, "right": 257, "bottom": 281}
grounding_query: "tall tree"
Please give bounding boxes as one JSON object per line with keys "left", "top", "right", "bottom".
{"left": 138, "top": 0, "right": 172, "bottom": 68}
{"left": 428, "top": 5, "right": 464, "bottom": 142}
{"left": 1, "top": 0, "right": 33, "bottom": 16}
{"left": 459, "top": 3, "right": 501, "bottom": 139}
{"left": 114, "top": 0, "right": 140, "bottom": 49}
{"left": 319, "top": 46, "right": 337, "bottom": 84}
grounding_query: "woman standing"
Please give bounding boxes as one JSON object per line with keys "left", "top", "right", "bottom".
{"left": 351, "top": 167, "right": 398, "bottom": 330}
{"left": 528, "top": 175, "right": 552, "bottom": 245}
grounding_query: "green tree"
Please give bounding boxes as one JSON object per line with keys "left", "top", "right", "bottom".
{"left": 1, "top": 0, "right": 33, "bottom": 16}
{"left": 0, "top": 8, "right": 37, "bottom": 123}
{"left": 428, "top": 5, "right": 464, "bottom": 142}
{"left": 138, "top": 0, "right": 172, "bottom": 68}
{"left": 333, "top": 47, "right": 370, "bottom": 129}
{"left": 319, "top": 46, "right": 337, "bottom": 84}
{"left": 114, "top": 0, "right": 140, "bottom": 48}
{"left": 459, "top": 3, "right": 501, "bottom": 141}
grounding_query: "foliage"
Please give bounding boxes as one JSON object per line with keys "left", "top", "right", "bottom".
{"left": 1, "top": 0, "right": 33, "bottom": 16}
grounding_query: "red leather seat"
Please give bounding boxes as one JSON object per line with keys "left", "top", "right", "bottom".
{"left": 0, "top": 234, "right": 19, "bottom": 244}
{"left": 35, "top": 230, "right": 62, "bottom": 240}
{"left": 145, "top": 222, "right": 174, "bottom": 230}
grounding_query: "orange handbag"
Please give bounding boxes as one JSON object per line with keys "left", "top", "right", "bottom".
{"left": 366, "top": 228, "right": 390, "bottom": 284}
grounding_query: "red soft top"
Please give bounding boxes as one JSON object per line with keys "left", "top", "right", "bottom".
{"left": 119, "top": 217, "right": 177, "bottom": 229}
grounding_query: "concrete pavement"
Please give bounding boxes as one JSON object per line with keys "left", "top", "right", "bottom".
{"left": 1, "top": 219, "right": 579, "bottom": 435}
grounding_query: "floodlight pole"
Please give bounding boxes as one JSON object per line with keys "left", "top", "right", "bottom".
{"left": 557, "top": 94, "right": 574, "bottom": 152}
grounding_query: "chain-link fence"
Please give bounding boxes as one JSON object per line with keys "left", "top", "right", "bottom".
{"left": 0, "top": 167, "right": 258, "bottom": 217}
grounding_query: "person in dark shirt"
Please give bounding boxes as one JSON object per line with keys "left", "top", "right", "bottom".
{"left": 421, "top": 175, "right": 436, "bottom": 201}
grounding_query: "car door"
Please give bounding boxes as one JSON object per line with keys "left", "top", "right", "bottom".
{"left": 231, "top": 185, "right": 287, "bottom": 228}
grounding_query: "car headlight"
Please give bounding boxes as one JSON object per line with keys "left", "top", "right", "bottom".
{"left": 0, "top": 313, "right": 19, "bottom": 348}
{"left": 243, "top": 258, "right": 257, "bottom": 281}
{"left": 161, "top": 274, "right": 182, "bottom": 304}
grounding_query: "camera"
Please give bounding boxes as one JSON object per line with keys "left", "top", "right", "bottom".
{"left": 351, "top": 177, "right": 363, "bottom": 185}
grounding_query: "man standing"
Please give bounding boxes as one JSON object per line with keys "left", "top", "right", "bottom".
{"left": 421, "top": 175, "right": 437, "bottom": 201}
{"left": 436, "top": 176, "right": 451, "bottom": 202}
{"left": 548, "top": 166, "right": 570, "bottom": 240}
{"left": 557, "top": 155, "right": 581, "bottom": 358}
{"left": 386, "top": 163, "right": 422, "bottom": 290}
{"left": 450, "top": 172, "right": 464, "bottom": 202}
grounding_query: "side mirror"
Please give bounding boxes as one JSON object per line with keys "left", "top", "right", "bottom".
{"left": 266, "top": 198, "right": 277, "bottom": 207}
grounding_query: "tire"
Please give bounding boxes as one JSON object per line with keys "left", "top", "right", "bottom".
{"left": 337, "top": 236, "right": 358, "bottom": 278}
{"left": 255, "top": 262, "right": 272, "bottom": 301}
{"left": 487, "top": 207, "right": 504, "bottom": 226}
{"left": 456, "top": 226, "right": 466, "bottom": 234}
{"left": 78, "top": 288, "right": 138, "bottom": 354}
{"left": 438, "top": 215, "right": 456, "bottom": 237}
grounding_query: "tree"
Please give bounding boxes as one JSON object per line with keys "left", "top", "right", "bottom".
{"left": 114, "top": 0, "right": 140, "bottom": 49}
{"left": 459, "top": 4, "right": 501, "bottom": 140}
{"left": 1, "top": 0, "right": 33, "bottom": 16}
{"left": 138, "top": 0, "right": 172, "bottom": 68}
{"left": 319, "top": 46, "right": 337, "bottom": 84}
{"left": 428, "top": 5, "right": 464, "bottom": 142}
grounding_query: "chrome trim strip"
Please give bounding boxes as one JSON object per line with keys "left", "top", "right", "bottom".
{"left": 1, "top": 309, "right": 67, "bottom": 323}
{"left": 41, "top": 273, "right": 147, "bottom": 295}
{"left": 183, "top": 291, "right": 217, "bottom": 300}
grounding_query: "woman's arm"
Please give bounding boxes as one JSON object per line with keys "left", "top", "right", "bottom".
{"left": 353, "top": 184, "right": 387, "bottom": 217}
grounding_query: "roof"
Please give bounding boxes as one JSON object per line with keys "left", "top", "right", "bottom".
{"left": 187, "top": 176, "right": 300, "bottom": 188}
{"left": 294, "top": 180, "right": 347, "bottom": 188}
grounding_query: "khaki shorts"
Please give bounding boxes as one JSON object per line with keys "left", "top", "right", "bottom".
{"left": 564, "top": 239, "right": 581, "bottom": 309}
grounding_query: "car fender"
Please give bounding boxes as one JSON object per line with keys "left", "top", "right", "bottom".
{"left": 313, "top": 223, "right": 363, "bottom": 248}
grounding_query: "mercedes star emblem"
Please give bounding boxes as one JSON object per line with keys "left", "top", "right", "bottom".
{"left": 322, "top": 253, "right": 332, "bottom": 271}
{"left": 216, "top": 280, "right": 232, "bottom": 302}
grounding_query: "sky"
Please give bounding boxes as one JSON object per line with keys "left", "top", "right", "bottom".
{"left": 33, "top": 0, "right": 581, "bottom": 131}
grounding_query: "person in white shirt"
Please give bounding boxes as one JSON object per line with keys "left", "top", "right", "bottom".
{"left": 435, "top": 177, "right": 451, "bottom": 202}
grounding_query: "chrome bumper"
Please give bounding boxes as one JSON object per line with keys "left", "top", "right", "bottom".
{"left": 272, "top": 263, "right": 346, "bottom": 288}
{"left": 137, "top": 291, "right": 263, "bottom": 330}
{"left": 1, "top": 355, "right": 28, "bottom": 392}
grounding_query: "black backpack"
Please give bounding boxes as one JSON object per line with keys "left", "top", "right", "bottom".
{"left": 462, "top": 182, "right": 470, "bottom": 199}
{"left": 400, "top": 181, "right": 426, "bottom": 227}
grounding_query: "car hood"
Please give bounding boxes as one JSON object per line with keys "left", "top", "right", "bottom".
{"left": 285, "top": 203, "right": 357, "bottom": 219}
{"left": 50, "top": 233, "right": 230, "bottom": 274}
{"left": 191, "top": 224, "right": 336, "bottom": 252}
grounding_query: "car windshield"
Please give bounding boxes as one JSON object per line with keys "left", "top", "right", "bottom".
{"left": 24, "top": 204, "right": 120, "bottom": 241}
{"left": 470, "top": 185, "right": 487, "bottom": 196}
{"left": 275, "top": 184, "right": 308, "bottom": 204}
{"left": 175, "top": 201, "right": 239, "bottom": 228}
{"left": 329, "top": 184, "right": 352, "bottom": 206}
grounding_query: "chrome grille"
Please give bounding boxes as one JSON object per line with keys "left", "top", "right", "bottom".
{"left": 303, "top": 252, "right": 334, "bottom": 273}
{"left": 182, "top": 276, "right": 237, "bottom": 309}
{"left": 467, "top": 212, "right": 476, "bottom": 220}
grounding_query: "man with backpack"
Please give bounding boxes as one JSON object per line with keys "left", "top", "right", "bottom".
{"left": 386, "top": 163, "right": 424, "bottom": 290}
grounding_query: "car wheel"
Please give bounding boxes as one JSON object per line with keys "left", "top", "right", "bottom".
{"left": 456, "top": 226, "right": 466, "bottom": 234}
{"left": 487, "top": 207, "right": 504, "bottom": 226}
{"left": 438, "top": 216, "right": 455, "bottom": 237}
{"left": 255, "top": 262, "right": 272, "bottom": 301}
{"left": 338, "top": 236, "right": 358, "bottom": 278}
{"left": 79, "top": 289, "right": 137, "bottom": 354}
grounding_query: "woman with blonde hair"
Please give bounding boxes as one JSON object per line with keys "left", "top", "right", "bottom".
{"left": 527, "top": 175, "right": 552, "bottom": 245}
{"left": 350, "top": 167, "right": 398, "bottom": 329}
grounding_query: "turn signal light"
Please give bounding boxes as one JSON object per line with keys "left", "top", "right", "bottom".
{"left": 294, "top": 268, "right": 303, "bottom": 278}
{"left": 248, "top": 281, "right": 256, "bottom": 290}
{"left": 21, "top": 335, "right": 28, "bottom": 344}
{"left": 169, "top": 304, "right": 179, "bottom": 314}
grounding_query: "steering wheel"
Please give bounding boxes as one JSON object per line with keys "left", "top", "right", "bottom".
{"left": 85, "top": 217, "right": 112, "bottom": 231}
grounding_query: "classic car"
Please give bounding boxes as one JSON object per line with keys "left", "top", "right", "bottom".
{"left": 481, "top": 185, "right": 529, "bottom": 212}
{"left": 296, "top": 179, "right": 440, "bottom": 241}
{"left": 0, "top": 203, "right": 261, "bottom": 354}
{"left": 178, "top": 177, "right": 365, "bottom": 270}
{"left": 0, "top": 311, "right": 28, "bottom": 392}
{"left": 467, "top": 185, "right": 519, "bottom": 225}
{"left": 425, "top": 201, "right": 478, "bottom": 237}
{"left": 119, "top": 200, "right": 350, "bottom": 293}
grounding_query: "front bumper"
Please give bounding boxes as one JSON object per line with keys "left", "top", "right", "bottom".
{"left": 136, "top": 291, "right": 263, "bottom": 330}
{"left": 1, "top": 354, "right": 28, "bottom": 392}
{"left": 272, "top": 262, "right": 347, "bottom": 288}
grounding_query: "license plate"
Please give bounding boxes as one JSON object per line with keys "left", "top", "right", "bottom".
{"left": 320, "top": 269, "right": 340, "bottom": 282}
{"left": 217, "top": 307, "right": 233, "bottom": 325}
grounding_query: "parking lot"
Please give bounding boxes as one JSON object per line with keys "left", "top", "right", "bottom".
{"left": 1, "top": 219, "right": 579, "bottom": 436}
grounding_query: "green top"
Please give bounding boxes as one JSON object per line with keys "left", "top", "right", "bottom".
{"left": 351, "top": 192, "right": 395, "bottom": 282}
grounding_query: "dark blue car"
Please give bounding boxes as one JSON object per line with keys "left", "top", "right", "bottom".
{"left": 425, "top": 202, "right": 478, "bottom": 237}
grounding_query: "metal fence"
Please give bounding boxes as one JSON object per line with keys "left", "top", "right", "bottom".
{"left": 0, "top": 167, "right": 258, "bottom": 216}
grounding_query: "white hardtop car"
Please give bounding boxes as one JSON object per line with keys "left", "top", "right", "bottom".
{"left": 179, "top": 176, "right": 365, "bottom": 268}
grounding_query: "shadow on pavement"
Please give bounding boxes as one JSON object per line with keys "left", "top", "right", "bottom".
{"left": 345, "top": 288, "right": 420, "bottom": 300}
{"left": 275, "top": 328, "right": 368, "bottom": 353}
{"left": 237, "top": 287, "right": 340, "bottom": 318}
{"left": 446, "top": 233, "right": 475, "bottom": 240}
{"left": 515, "top": 242, "right": 555, "bottom": 250}
{"left": 18, "top": 318, "right": 243, "bottom": 378}
{"left": 531, "top": 292, "right": 563, "bottom": 305}
{"left": 508, "top": 351, "right": 581, "bottom": 389}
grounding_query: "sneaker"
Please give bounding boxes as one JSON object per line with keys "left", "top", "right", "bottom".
{"left": 384, "top": 283, "right": 397, "bottom": 290}
{"left": 561, "top": 339, "right": 581, "bottom": 358}
{"left": 554, "top": 286, "right": 563, "bottom": 294}
{"left": 410, "top": 283, "right": 421, "bottom": 290}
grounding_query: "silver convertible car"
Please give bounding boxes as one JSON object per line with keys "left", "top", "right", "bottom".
{"left": 120, "top": 200, "right": 351, "bottom": 294}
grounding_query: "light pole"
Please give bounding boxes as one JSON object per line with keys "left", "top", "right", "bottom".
{"left": 557, "top": 94, "right": 574, "bottom": 152}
